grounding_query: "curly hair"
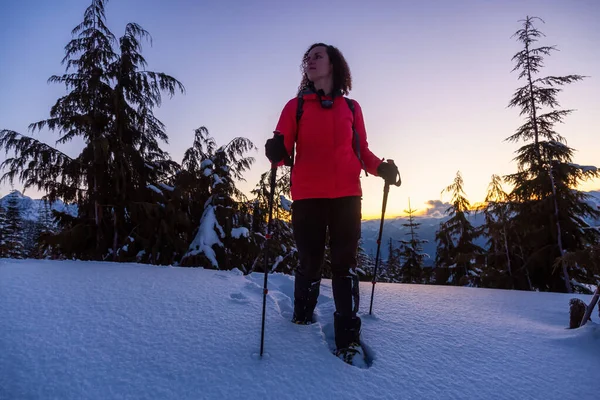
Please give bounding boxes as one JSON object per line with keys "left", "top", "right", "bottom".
{"left": 298, "top": 43, "right": 352, "bottom": 96}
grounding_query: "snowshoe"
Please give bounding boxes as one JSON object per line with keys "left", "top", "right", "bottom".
{"left": 333, "top": 312, "right": 367, "bottom": 367}
{"left": 291, "top": 313, "right": 314, "bottom": 325}
{"left": 336, "top": 342, "right": 368, "bottom": 368}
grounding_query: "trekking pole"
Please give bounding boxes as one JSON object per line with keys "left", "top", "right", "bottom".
{"left": 369, "top": 160, "right": 401, "bottom": 315}
{"left": 260, "top": 132, "right": 291, "bottom": 357}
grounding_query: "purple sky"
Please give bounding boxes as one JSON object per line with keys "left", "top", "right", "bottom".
{"left": 1, "top": 0, "right": 599, "bottom": 218}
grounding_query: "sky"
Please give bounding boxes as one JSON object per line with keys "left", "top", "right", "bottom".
{"left": 1, "top": 0, "right": 599, "bottom": 219}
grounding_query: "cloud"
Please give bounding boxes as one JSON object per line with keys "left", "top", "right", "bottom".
{"left": 415, "top": 200, "right": 451, "bottom": 218}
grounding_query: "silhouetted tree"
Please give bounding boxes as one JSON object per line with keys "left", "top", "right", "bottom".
{"left": 504, "top": 16, "right": 600, "bottom": 292}
{"left": 435, "top": 171, "right": 483, "bottom": 285}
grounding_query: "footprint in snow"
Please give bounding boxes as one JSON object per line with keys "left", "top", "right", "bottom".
{"left": 268, "top": 290, "right": 294, "bottom": 320}
{"left": 229, "top": 292, "right": 248, "bottom": 303}
{"left": 240, "top": 275, "right": 294, "bottom": 321}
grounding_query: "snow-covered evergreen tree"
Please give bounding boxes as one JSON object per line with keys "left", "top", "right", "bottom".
{"left": 0, "top": 202, "right": 6, "bottom": 257}
{"left": 3, "top": 191, "right": 25, "bottom": 258}
{"left": 382, "top": 238, "right": 402, "bottom": 283}
{"left": 249, "top": 166, "right": 297, "bottom": 275}
{"left": 435, "top": 171, "right": 483, "bottom": 286}
{"left": 399, "top": 201, "right": 428, "bottom": 284}
{"left": 356, "top": 242, "right": 375, "bottom": 281}
{"left": 179, "top": 127, "right": 258, "bottom": 271}
{"left": 0, "top": 0, "right": 183, "bottom": 261}
{"left": 28, "top": 202, "right": 56, "bottom": 259}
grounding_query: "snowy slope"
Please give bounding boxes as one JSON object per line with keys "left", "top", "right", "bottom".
{"left": 1, "top": 259, "right": 599, "bottom": 400}
{"left": 586, "top": 190, "right": 600, "bottom": 212}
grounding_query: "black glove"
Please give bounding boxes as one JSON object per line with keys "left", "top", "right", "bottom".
{"left": 377, "top": 160, "right": 400, "bottom": 185}
{"left": 265, "top": 134, "right": 288, "bottom": 164}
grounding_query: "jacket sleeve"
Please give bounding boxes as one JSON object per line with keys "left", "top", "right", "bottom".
{"left": 273, "top": 98, "right": 298, "bottom": 167}
{"left": 352, "top": 100, "right": 383, "bottom": 176}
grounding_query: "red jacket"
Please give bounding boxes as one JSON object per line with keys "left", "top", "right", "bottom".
{"left": 274, "top": 91, "right": 382, "bottom": 201}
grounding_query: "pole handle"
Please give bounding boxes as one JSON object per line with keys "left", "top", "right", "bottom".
{"left": 273, "top": 130, "right": 293, "bottom": 167}
{"left": 385, "top": 159, "right": 402, "bottom": 187}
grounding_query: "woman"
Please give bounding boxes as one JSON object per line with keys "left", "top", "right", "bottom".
{"left": 265, "top": 43, "right": 399, "bottom": 363}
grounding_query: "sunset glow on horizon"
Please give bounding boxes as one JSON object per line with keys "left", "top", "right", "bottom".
{"left": 1, "top": 0, "right": 598, "bottom": 219}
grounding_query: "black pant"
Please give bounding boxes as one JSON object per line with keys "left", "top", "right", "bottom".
{"left": 291, "top": 196, "right": 362, "bottom": 319}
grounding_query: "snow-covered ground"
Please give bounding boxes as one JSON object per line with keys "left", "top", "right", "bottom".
{"left": 1, "top": 259, "right": 599, "bottom": 400}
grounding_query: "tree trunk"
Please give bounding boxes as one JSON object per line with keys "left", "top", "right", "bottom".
{"left": 517, "top": 244, "right": 533, "bottom": 291}
{"left": 580, "top": 285, "right": 600, "bottom": 327}
{"left": 549, "top": 163, "right": 572, "bottom": 293}
{"left": 113, "top": 209, "right": 118, "bottom": 261}
{"left": 502, "top": 228, "right": 514, "bottom": 289}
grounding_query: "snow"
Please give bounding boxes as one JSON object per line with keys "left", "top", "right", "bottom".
{"left": 572, "top": 280, "right": 598, "bottom": 294}
{"left": 280, "top": 195, "right": 292, "bottom": 212}
{"left": 1, "top": 259, "right": 599, "bottom": 400}
{"left": 271, "top": 255, "right": 283, "bottom": 272}
{"left": 184, "top": 205, "right": 223, "bottom": 268}
{"left": 146, "top": 184, "right": 163, "bottom": 195}
{"left": 569, "top": 163, "right": 598, "bottom": 173}
{"left": 549, "top": 140, "right": 569, "bottom": 150}
{"left": 231, "top": 227, "right": 249, "bottom": 239}
{"left": 200, "top": 159, "right": 213, "bottom": 169}
{"left": 157, "top": 183, "right": 175, "bottom": 192}
{"left": 202, "top": 168, "right": 212, "bottom": 177}
{"left": 212, "top": 174, "right": 224, "bottom": 187}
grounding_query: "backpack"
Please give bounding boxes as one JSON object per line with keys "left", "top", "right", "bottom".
{"left": 288, "top": 91, "right": 368, "bottom": 177}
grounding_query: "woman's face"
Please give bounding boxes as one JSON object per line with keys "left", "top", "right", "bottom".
{"left": 305, "top": 45, "right": 332, "bottom": 82}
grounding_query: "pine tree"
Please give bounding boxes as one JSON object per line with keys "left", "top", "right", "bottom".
{"left": 0, "top": 0, "right": 183, "bottom": 261}
{"left": 505, "top": 16, "right": 600, "bottom": 292}
{"left": 383, "top": 238, "right": 402, "bottom": 283}
{"left": 555, "top": 244, "right": 600, "bottom": 294}
{"left": 179, "top": 127, "right": 258, "bottom": 271}
{"left": 435, "top": 171, "right": 483, "bottom": 286}
{"left": 478, "top": 175, "right": 515, "bottom": 288}
{"left": 3, "top": 191, "right": 26, "bottom": 258}
{"left": 248, "top": 164, "right": 297, "bottom": 275}
{"left": 28, "top": 201, "right": 56, "bottom": 259}
{"left": 399, "top": 200, "right": 428, "bottom": 284}
{"left": 22, "top": 219, "right": 38, "bottom": 258}
{"left": 356, "top": 242, "right": 374, "bottom": 281}
{"left": 106, "top": 22, "right": 184, "bottom": 261}
{"left": 130, "top": 126, "right": 216, "bottom": 265}
{"left": 0, "top": 202, "right": 7, "bottom": 257}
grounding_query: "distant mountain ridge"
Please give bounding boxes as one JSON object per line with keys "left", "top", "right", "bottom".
{"left": 360, "top": 190, "right": 600, "bottom": 264}
{"left": 0, "top": 191, "right": 77, "bottom": 222}
{"left": 2, "top": 190, "right": 598, "bottom": 264}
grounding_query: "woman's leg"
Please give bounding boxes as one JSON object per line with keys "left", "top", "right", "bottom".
{"left": 328, "top": 196, "right": 362, "bottom": 349}
{"left": 291, "top": 198, "right": 328, "bottom": 323}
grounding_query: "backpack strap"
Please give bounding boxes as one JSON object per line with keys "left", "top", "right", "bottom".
{"left": 344, "top": 97, "right": 368, "bottom": 176}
